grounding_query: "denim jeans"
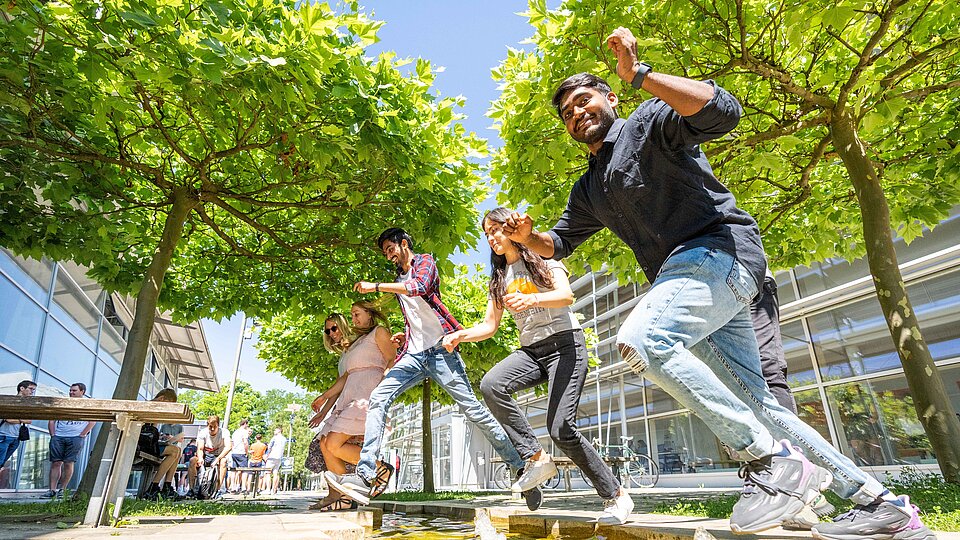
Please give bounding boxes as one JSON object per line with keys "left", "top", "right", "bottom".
{"left": 0, "top": 434, "right": 20, "bottom": 468}
{"left": 356, "top": 343, "right": 524, "bottom": 482}
{"left": 617, "top": 247, "right": 884, "bottom": 504}
{"left": 480, "top": 329, "right": 620, "bottom": 499}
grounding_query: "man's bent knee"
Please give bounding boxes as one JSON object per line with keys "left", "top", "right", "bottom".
{"left": 618, "top": 342, "right": 648, "bottom": 374}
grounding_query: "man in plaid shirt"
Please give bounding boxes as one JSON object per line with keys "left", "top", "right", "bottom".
{"left": 330, "top": 228, "right": 533, "bottom": 508}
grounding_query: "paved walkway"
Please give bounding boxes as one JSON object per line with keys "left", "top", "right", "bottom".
{"left": 0, "top": 489, "right": 957, "bottom": 539}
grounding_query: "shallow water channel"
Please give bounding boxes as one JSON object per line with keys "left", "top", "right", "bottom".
{"left": 369, "top": 512, "right": 549, "bottom": 539}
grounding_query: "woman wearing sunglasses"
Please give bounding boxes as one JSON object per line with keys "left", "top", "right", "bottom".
{"left": 308, "top": 301, "right": 396, "bottom": 511}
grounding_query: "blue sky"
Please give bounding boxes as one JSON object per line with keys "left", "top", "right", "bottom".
{"left": 203, "top": 1, "right": 538, "bottom": 394}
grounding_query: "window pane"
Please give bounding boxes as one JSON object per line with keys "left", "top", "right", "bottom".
{"left": 97, "top": 324, "right": 124, "bottom": 368}
{"left": 58, "top": 261, "right": 105, "bottom": 312}
{"left": 824, "top": 372, "right": 946, "bottom": 466}
{"left": 16, "top": 430, "right": 51, "bottom": 490}
{"left": 906, "top": 270, "right": 960, "bottom": 362}
{"left": 50, "top": 268, "right": 99, "bottom": 348}
{"left": 651, "top": 413, "right": 737, "bottom": 475}
{"left": 38, "top": 320, "right": 95, "bottom": 391}
{"left": 645, "top": 382, "right": 682, "bottom": 415}
{"left": 0, "top": 348, "right": 36, "bottom": 394}
{"left": 793, "top": 388, "right": 833, "bottom": 444}
{"left": 35, "top": 371, "right": 71, "bottom": 397}
{"left": 781, "top": 320, "right": 816, "bottom": 388}
{"left": 808, "top": 297, "right": 899, "bottom": 381}
{"left": 0, "top": 249, "right": 53, "bottom": 304}
{"left": 92, "top": 361, "right": 119, "bottom": 399}
{"left": 775, "top": 270, "right": 797, "bottom": 305}
{"left": 0, "top": 277, "right": 44, "bottom": 362}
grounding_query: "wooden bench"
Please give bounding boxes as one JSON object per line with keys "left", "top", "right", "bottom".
{"left": 0, "top": 395, "right": 193, "bottom": 527}
{"left": 227, "top": 465, "right": 268, "bottom": 498}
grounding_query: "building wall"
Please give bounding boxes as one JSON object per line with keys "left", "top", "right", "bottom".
{"left": 0, "top": 249, "right": 176, "bottom": 491}
{"left": 384, "top": 210, "right": 960, "bottom": 490}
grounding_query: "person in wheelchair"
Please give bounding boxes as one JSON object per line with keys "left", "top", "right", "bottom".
{"left": 186, "top": 415, "right": 232, "bottom": 498}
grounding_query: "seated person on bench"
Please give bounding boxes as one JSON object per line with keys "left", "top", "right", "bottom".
{"left": 139, "top": 389, "right": 186, "bottom": 500}
{"left": 186, "top": 415, "right": 232, "bottom": 498}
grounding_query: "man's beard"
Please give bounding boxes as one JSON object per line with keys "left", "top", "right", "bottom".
{"left": 571, "top": 107, "right": 616, "bottom": 145}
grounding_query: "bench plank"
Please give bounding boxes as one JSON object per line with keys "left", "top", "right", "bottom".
{"left": 0, "top": 396, "right": 193, "bottom": 424}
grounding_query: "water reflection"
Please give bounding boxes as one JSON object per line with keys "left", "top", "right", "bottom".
{"left": 369, "top": 513, "right": 551, "bottom": 539}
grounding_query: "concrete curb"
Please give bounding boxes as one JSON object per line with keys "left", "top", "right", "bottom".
{"left": 369, "top": 500, "right": 960, "bottom": 540}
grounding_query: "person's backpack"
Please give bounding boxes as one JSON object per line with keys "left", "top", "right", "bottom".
{"left": 137, "top": 424, "right": 161, "bottom": 457}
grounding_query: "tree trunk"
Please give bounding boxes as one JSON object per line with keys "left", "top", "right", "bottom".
{"left": 832, "top": 112, "right": 960, "bottom": 483}
{"left": 421, "top": 378, "right": 434, "bottom": 493}
{"left": 77, "top": 188, "right": 197, "bottom": 497}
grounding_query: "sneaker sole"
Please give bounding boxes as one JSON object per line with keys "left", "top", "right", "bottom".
{"left": 731, "top": 466, "right": 834, "bottom": 534}
{"left": 325, "top": 476, "right": 370, "bottom": 506}
{"left": 511, "top": 463, "right": 559, "bottom": 493}
{"left": 522, "top": 486, "right": 542, "bottom": 511}
{"left": 812, "top": 529, "right": 938, "bottom": 540}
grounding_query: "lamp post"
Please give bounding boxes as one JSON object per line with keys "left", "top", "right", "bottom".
{"left": 283, "top": 402, "right": 302, "bottom": 491}
{"left": 223, "top": 316, "right": 254, "bottom": 429}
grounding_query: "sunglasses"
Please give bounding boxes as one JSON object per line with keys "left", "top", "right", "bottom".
{"left": 324, "top": 325, "right": 339, "bottom": 336}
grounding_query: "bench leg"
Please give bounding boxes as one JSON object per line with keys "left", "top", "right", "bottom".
{"left": 106, "top": 417, "right": 143, "bottom": 526}
{"left": 563, "top": 468, "right": 572, "bottom": 492}
{"left": 84, "top": 424, "right": 120, "bottom": 526}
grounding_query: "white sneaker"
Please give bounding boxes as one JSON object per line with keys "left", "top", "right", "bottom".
{"left": 325, "top": 472, "right": 370, "bottom": 506}
{"left": 597, "top": 488, "right": 634, "bottom": 525}
{"left": 511, "top": 456, "right": 558, "bottom": 493}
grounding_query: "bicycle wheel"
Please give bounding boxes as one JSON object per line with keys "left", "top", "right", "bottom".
{"left": 493, "top": 464, "right": 512, "bottom": 490}
{"left": 624, "top": 455, "right": 659, "bottom": 488}
{"left": 543, "top": 470, "right": 561, "bottom": 490}
{"left": 578, "top": 467, "right": 594, "bottom": 488}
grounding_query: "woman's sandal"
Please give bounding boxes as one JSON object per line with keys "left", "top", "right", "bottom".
{"left": 320, "top": 496, "right": 358, "bottom": 512}
{"left": 370, "top": 461, "right": 395, "bottom": 499}
{"left": 309, "top": 490, "right": 343, "bottom": 510}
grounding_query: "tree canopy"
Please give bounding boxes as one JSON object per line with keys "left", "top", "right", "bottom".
{"left": 490, "top": 0, "right": 960, "bottom": 278}
{"left": 0, "top": 0, "right": 488, "bottom": 321}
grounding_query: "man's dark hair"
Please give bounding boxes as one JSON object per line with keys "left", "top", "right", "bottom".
{"left": 377, "top": 227, "right": 414, "bottom": 251}
{"left": 17, "top": 380, "right": 37, "bottom": 392}
{"left": 70, "top": 382, "right": 86, "bottom": 394}
{"left": 552, "top": 73, "right": 613, "bottom": 118}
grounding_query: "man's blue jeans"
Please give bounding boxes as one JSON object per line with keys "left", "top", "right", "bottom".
{"left": 356, "top": 343, "right": 524, "bottom": 482}
{"left": 0, "top": 434, "right": 20, "bottom": 468}
{"left": 617, "top": 247, "right": 883, "bottom": 504}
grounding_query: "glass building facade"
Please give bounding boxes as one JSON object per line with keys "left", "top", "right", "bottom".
{"left": 0, "top": 248, "right": 217, "bottom": 493}
{"left": 385, "top": 210, "right": 960, "bottom": 489}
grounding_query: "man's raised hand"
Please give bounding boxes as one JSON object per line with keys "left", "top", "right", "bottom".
{"left": 503, "top": 211, "right": 534, "bottom": 245}
{"left": 606, "top": 27, "right": 641, "bottom": 84}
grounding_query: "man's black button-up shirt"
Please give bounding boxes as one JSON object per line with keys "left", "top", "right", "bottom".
{"left": 547, "top": 81, "right": 766, "bottom": 287}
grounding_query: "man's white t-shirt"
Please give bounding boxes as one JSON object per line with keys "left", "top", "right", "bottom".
{"left": 54, "top": 420, "right": 87, "bottom": 437}
{"left": 198, "top": 426, "right": 231, "bottom": 455}
{"left": 267, "top": 434, "right": 287, "bottom": 460}
{"left": 397, "top": 268, "right": 446, "bottom": 354}
{"left": 230, "top": 426, "right": 249, "bottom": 455}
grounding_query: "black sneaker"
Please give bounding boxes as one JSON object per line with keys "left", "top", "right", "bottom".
{"left": 515, "top": 468, "right": 542, "bottom": 511}
{"left": 812, "top": 496, "right": 937, "bottom": 540}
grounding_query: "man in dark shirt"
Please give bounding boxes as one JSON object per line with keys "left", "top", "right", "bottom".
{"left": 504, "top": 26, "right": 934, "bottom": 540}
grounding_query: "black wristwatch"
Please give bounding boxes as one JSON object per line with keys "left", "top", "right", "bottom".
{"left": 631, "top": 62, "right": 653, "bottom": 90}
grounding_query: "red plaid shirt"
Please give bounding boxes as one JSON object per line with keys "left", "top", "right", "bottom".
{"left": 394, "top": 253, "right": 462, "bottom": 357}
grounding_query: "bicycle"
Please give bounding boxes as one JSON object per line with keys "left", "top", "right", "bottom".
{"left": 582, "top": 436, "right": 659, "bottom": 489}
{"left": 493, "top": 462, "right": 561, "bottom": 490}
